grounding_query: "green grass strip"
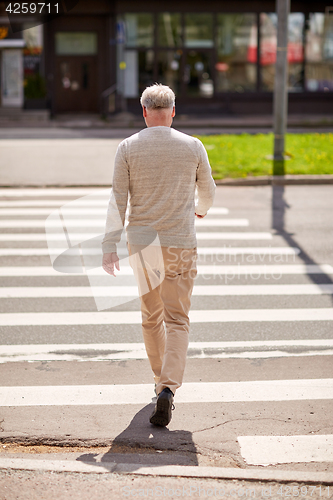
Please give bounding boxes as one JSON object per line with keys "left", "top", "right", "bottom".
{"left": 194, "top": 133, "right": 333, "bottom": 179}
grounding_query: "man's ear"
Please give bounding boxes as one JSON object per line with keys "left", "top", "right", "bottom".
{"left": 142, "top": 106, "right": 148, "bottom": 118}
{"left": 172, "top": 106, "right": 176, "bottom": 118}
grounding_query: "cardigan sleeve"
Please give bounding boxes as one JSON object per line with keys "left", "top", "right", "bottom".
{"left": 102, "top": 141, "right": 130, "bottom": 254}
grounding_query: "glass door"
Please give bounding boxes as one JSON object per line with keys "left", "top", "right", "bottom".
{"left": 183, "top": 50, "right": 214, "bottom": 98}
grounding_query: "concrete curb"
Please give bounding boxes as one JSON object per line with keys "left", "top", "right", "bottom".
{"left": 1, "top": 175, "right": 333, "bottom": 189}
{"left": 1, "top": 114, "right": 333, "bottom": 130}
{"left": 0, "top": 458, "right": 332, "bottom": 484}
{"left": 58, "top": 116, "right": 333, "bottom": 129}
{"left": 214, "top": 175, "right": 333, "bottom": 186}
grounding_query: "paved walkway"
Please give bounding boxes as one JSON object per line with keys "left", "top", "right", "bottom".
{"left": 0, "top": 138, "right": 120, "bottom": 186}
{"left": 1, "top": 111, "right": 333, "bottom": 131}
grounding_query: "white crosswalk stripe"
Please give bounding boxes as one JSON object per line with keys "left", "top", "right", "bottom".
{"left": 0, "top": 246, "right": 300, "bottom": 256}
{"left": 1, "top": 308, "right": 333, "bottom": 326}
{"left": 0, "top": 188, "right": 332, "bottom": 469}
{"left": 1, "top": 264, "right": 332, "bottom": 276}
{"left": 0, "top": 208, "right": 111, "bottom": 215}
{"left": 0, "top": 231, "right": 271, "bottom": 241}
{"left": 0, "top": 188, "right": 105, "bottom": 196}
{"left": 1, "top": 379, "right": 332, "bottom": 406}
{"left": 238, "top": 435, "right": 333, "bottom": 465}
{"left": 1, "top": 340, "right": 333, "bottom": 363}
{"left": 0, "top": 199, "right": 110, "bottom": 207}
{"left": 1, "top": 284, "right": 332, "bottom": 298}
{"left": 0, "top": 204, "right": 229, "bottom": 214}
{"left": 0, "top": 207, "right": 229, "bottom": 216}
{"left": 0, "top": 217, "right": 249, "bottom": 228}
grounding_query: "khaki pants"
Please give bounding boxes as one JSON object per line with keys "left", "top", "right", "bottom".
{"left": 128, "top": 244, "right": 197, "bottom": 396}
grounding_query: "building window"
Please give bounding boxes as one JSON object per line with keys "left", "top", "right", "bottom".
{"left": 216, "top": 14, "right": 257, "bottom": 92}
{"left": 124, "top": 13, "right": 154, "bottom": 48}
{"left": 260, "top": 13, "right": 304, "bottom": 92}
{"left": 138, "top": 50, "right": 154, "bottom": 95}
{"left": 117, "top": 9, "right": 333, "bottom": 100}
{"left": 185, "top": 51, "right": 214, "bottom": 97}
{"left": 122, "top": 49, "right": 154, "bottom": 98}
{"left": 185, "top": 13, "right": 213, "bottom": 48}
{"left": 157, "top": 51, "right": 182, "bottom": 95}
{"left": 158, "top": 13, "right": 182, "bottom": 47}
{"left": 55, "top": 32, "right": 97, "bottom": 55}
{"left": 23, "top": 24, "right": 46, "bottom": 100}
{"left": 306, "top": 12, "right": 333, "bottom": 92}
{"left": 119, "top": 13, "right": 154, "bottom": 97}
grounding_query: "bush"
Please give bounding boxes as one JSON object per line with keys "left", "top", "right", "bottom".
{"left": 24, "top": 74, "right": 47, "bottom": 99}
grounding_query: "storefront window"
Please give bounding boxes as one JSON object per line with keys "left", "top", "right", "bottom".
{"left": 216, "top": 14, "right": 257, "bottom": 92}
{"left": 123, "top": 51, "right": 138, "bottom": 97}
{"left": 185, "top": 50, "right": 214, "bottom": 97}
{"left": 306, "top": 13, "right": 333, "bottom": 92}
{"left": 158, "top": 13, "right": 182, "bottom": 47}
{"left": 124, "top": 14, "right": 154, "bottom": 48}
{"left": 260, "top": 13, "right": 304, "bottom": 92}
{"left": 138, "top": 50, "right": 154, "bottom": 93}
{"left": 123, "top": 49, "right": 154, "bottom": 97}
{"left": 185, "top": 14, "right": 213, "bottom": 48}
{"left": 119, "top": 14, "right": 153, "bottom": 97}
{"left": 116, "top": 9, "right": 333, "bottom": 100}
{"left": 157, "top": 51, "right": 182, "bottom": 95}
{"left": 23, "top": 24, "right": 46, "bottom": 99}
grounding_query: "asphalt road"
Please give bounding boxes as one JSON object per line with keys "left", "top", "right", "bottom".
{"left": 0, "top": 185, "right": 332, "bottom": 486}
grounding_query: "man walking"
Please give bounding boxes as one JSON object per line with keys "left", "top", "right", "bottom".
{"left": 102, "top": 84, "right": 215, "bottom": 427}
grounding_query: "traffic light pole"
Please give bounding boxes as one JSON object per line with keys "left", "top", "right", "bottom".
{"left": 273, "top": 0, "right": 290, "bottom": 175}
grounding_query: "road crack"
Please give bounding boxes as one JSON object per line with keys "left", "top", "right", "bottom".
{"left": 192, "top": 416, "right": 287, "bottom": 434}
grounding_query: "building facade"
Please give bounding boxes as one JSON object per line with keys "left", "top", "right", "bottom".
{"left": 1, "top": 0, "right": 333, "bottom": 115}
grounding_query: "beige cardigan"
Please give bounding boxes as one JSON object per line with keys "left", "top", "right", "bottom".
{"left": 102, "top": 126, "right": 216, "bottom": 253}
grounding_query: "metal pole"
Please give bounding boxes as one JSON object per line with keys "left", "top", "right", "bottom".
{"left": 273, "top": 0, "right": 290, "bottom": 175}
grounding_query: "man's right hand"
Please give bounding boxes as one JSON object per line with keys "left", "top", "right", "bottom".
{"left": 103, "top": 252, "right": 120, "bottom": 276}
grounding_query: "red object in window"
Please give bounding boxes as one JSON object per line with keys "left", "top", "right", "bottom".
{"left": 247, "top": 43, "right": 276, "bottom": 64}
{"left": 215, "top": 62, "right": 229, "bottom": 72}
{"left": 288, "top": 42, "right": 303, "bottom": 63}
{"left": 260, "top": 40, "right": 277, "bottom": 65}
{"left": 247, "top": 45, "right": 257, "bottom": 63}
{"left": 247, "top": 41, "right": 303, "bottom": 64}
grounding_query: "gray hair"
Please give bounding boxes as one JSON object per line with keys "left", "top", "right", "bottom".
{"left": 140, "top": 83, "right": 175, "bottom": 109}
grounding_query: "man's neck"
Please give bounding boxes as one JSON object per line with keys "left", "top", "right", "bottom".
{"left": 143, "top": 106, "right": 174, "bottom": 128}
{"left": 147, "top": 122, "right": 170, "bottom": 128}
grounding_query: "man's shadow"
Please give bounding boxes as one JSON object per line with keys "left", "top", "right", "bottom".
{"left": 76, "top": 402, "right": 198, "bottom": 469}
{"left": 272, "top": 182, "right": 333, "bottom": 305}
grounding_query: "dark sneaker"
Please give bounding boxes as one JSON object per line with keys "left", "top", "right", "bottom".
{"left": 149, "top": 387, "right": 174, "bottom": 427}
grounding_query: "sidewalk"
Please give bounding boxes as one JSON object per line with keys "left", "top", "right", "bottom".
{"left": 0, "top": 133, "right": 333, "bottom": 187}
{"left": 1, "top": 447, "right": 332, "bottom": 498}
{"left": 1, "top": 111, "right": 333, "bottom": 187}
{"left": 1, "top": 110, "right": 333, "bottom": 130}
{"left": 1, "top": 462, "right": 331, "bottom": 500}
{"left": 1, "top": 454, "right": 332, "bottom": 483}
{"left": 0, "top": 137, "right": 121, "bottom": 186}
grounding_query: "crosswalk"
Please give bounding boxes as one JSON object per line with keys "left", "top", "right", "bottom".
{"left": 0, "top": 187, "right": 333, "bottom": 468}
{"left": 1, "top": 379, "right": 332, "bottom": 406}
{"left": 1, "top": 339, "right": 333, "bottom": 362}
